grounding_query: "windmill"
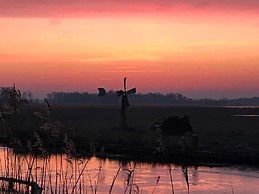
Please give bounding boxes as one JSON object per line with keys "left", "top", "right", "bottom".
{"left": 98, "top": 77, "right": 136, "bottom": 130}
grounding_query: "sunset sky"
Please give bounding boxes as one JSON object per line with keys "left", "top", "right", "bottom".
{"left": 1, "top": 0, "right": 259, "bottom": 99}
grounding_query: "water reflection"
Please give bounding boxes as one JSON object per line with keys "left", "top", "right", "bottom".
{"left": 192, "top": 167, "right": 199, "bottom": 186}
{"left": 0, "top": 147, "right": 259, "bottom": 194}
{"left": 233, "top": 114, "right": 259, "bottom": 117}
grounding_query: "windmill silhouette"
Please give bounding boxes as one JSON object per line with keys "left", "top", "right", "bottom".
{"left": 98, "top": 77, "right": 136, "bottom": 130}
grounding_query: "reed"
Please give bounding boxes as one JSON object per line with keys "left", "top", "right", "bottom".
{"left": 182, "top": 165, "right": 189, "bottom": 194}
{"left": 122, "top": 162, "right": 140, "bottom": 194}
{"left": 0, "top": 86, "right": 202, "bottom": 194}
{"left": 0, "top": 92, "right": 90, "bottom": 193}
{"left": 109, "top": 163, "right": 122, "bottom": 194}
{"left": 168, "top": 164, "right": 175, "bottom": 194}
{"left": 151, "top": 175, "right": 160, "bottom": 194}
{"left": 94, "top": 161, "right": 102, "bottom": 194}
{"left": 0, "top": 147, "right": 199, "bottom": 194}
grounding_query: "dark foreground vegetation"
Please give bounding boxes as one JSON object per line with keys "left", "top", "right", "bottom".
{"left": 1, "top": 86, "right": 259, "bottom": 166}
{"left": 1, "top": 104, "right": 259, "bottom": 165}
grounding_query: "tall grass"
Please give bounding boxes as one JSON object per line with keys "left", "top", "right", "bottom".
{"left": 0, "top": 148, "right": 192, "bottom": 194}
{"left": 109, "top": 163, "right": 122, "bottom": 194}
{"left": 168, "top": 164, "right": 175, "bottom": 194}
{"left": 0, "top": 86, "right": 196, "bottom": 194}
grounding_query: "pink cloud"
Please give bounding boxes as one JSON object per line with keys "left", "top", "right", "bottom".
{"left": 1, "top": 0, "right": 259, "bottom": 17}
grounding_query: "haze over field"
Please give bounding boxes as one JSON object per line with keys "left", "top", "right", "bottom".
{"left": 1, "top": 0, "right": 259, "bottom": 99}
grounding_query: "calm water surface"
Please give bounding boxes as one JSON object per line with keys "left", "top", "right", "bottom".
{"left": 0, "top": 147, "right": 259, "bottom": 194}
{"left": 88, "top": 160, "right": 259, "bottom": 194}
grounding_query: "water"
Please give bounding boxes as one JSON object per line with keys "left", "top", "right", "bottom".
{"left": 233, "top": 114, "right": 259, "bottom": 117}
{"left": 83, "top": 161, "right": 259, "bottom": 194}
{"left": 0, "top": 147, "right": 259, "bottom": 194}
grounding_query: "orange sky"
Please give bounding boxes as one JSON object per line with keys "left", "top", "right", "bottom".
{"left": 1, "top": 1, "right": 259, "bottom": 98}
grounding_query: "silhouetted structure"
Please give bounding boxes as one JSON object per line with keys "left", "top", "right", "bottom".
{"left": 98, "top": 77, "right": 136, "bottom": 130}
{"left": 153, "top": 116, "right": 194, "bottom": 155}
{"left": 97, "top": 88, "right": 106, "bottom": 96}
{"left": 159, "top": 116, "right": 193, "bottom": 136}
{"left": 117, "top": 77, "right": 136, "bottom": 129}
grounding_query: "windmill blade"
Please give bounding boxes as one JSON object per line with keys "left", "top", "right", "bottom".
{"left": 117, "top": 90, "right": 124, "bottom": 97}
{"left": 127, "top": 87, "right": 136, "bottom": 95}
{"left": 124, "top": 77, "right": 127, "bottom": 91}
{"left": 97, "top": 88, "right": 106, "bottom": 96}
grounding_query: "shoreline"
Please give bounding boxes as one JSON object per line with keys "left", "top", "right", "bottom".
{"left": 91, "top": 143, "right": 259, "bottom": 167}
{"left": 3, "top": 141, "right": 259, "bottom": 168}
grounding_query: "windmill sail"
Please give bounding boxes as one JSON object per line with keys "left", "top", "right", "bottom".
{"left": 98, "top": 88, "right": 106, "bottom": 96}
{"left": 98, "top": 77, "right": 135, "bottom": 130}
{"left": 124, "top": 77, "right": 127, "bottom": 91}
{"left": 117, "top": 90, "right": 124, "bottom": 97}
{"left": 127, "top": 88, "right": 136, "bottom": 95}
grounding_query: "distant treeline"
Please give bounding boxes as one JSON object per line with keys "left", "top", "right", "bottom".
{"left": 1, "top": 87, "right": 259, "bottom": 106}
{"left": 45, "top": 91, "right": 259, "bottom": 106}
{"left": 46, "top": 91, "right": 191, "bottom": 105}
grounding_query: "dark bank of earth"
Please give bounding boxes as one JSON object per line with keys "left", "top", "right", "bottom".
{"left": 1, "top": 133, "right": 259, "bottom": 167}
{"left": 87, "top": 143, "right": 259, "bottom": 167}
{"left": 1, "top": 104, "right": 259, "bottom": 167}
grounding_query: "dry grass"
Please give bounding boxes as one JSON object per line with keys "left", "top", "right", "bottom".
{"left": 2, "top": 103, "right": 259, "bottom": 155}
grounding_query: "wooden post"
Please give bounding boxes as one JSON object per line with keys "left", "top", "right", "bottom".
{"left": 0, "top": 177, "right": 42, "bottom": 194}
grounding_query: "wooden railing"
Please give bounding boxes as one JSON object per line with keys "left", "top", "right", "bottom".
{"left": 0, "top": 177, "right": 42, "bottom": 194}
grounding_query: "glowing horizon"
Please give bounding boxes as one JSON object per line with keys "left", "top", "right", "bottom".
{"left": 1, "top": 1, "right": 259, "bottom": 99}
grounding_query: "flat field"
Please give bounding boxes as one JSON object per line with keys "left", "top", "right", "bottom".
{"left": 16, "top": 104, "right": 259, "bottom": 156}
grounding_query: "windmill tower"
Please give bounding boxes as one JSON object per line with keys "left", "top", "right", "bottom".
{"left": 98, "top": 77, "right": 136, "bottom": 130}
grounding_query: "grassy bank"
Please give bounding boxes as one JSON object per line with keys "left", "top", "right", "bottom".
{"left": 2, "top": 104, "right": 258, "bottom": 156}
